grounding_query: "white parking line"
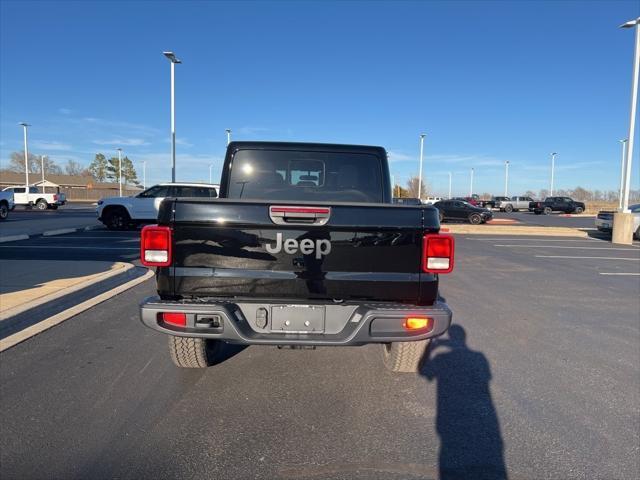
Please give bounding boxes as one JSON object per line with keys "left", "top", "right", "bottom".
{"left": 599, "top": 272, "right": 640, "bottom": 276}
{"left": 494, "top": 244, "right": 638, "bottom": 251}
{"left": 535, "top": 255, "right": 639, "bottom": 261}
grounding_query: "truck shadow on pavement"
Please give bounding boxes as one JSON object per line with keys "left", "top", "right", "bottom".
{"left": 421, "top": 325, "right": 508, "bottom": 480}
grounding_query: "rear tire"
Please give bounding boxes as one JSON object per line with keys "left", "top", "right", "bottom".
{"left": 36, "top": 199, "right": 48, "bottom": 210}
{"left": 504, "top": 204, "right": 513, "bottom": 213}
{"left": 168, "top": 336, "right": 222, "bottom": 368}
{"left": 0, "top": 202, "right": 8, "bottom": 220}
{"left": 104, "top": 207, "right": 131, "bottom": 230}
{"left": 438, "top": 211, "right": 444, "bottom": 223}
{"left": 575, "top": 206, "right": 584, "bottom": 214}
{"left": 543, "top": 206, "right": 552, "bottom": 215}
{"left": 382, "top": 340, "right": 431, "bottom": 373}
{"left": 469, "top": 213, "right": 482, "bottom": 225}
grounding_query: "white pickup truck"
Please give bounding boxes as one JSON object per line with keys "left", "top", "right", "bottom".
{"left": 498, "top": 196, "right": 535, "bottom": 213}
{"left": 1, "top": 186, "right": 66, "bottom": 210}
{"left": 97, "top": 182, "right": 219, "bottom": 230}
{"left": 0, "top": 190, "right": 15, "bottom": 220}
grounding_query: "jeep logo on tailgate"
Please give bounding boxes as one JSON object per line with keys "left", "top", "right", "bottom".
{"left": 265, "top": 233, "right": 331, "bottom": 259}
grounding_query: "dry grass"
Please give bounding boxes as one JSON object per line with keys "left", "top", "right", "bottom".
{"left": 584, "top": 201, "right": 617, "bottom": 214}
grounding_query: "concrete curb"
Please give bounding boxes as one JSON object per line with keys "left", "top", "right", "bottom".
{"left": 0, "top": 268, "right": 154, "bottom": 352}
{"left": 444, "top": 224, "right": 594, "bottom": 237}
{"left": 0, "top": 262, "right": 135, "bottom": 321}
{"left": 0, "top": 224, "right": 104, "bottom": 243}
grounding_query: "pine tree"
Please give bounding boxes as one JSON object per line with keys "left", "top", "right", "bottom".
{"left": 88, "top": 153, "right": 108, "bottom": 182}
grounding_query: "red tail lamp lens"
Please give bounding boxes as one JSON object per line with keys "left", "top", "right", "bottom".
{"left": 161, "top": 312, "right": 186, "bottom": 327}
{"left": 404, "top": 316, "right": 432, "bottom": 331}
{"left": 422, "top": 234, "right": 455, "bottom": 274}
{"left": 140, "top": 225, "right": 172, "bottom": 267}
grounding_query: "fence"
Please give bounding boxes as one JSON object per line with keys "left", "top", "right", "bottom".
{"left": 60, "top": 186, "right": 141, "bottom": 201}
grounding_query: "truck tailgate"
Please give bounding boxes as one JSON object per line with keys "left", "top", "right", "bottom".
{"left": 160, "top": 199, "right": 439, "bottom": 304}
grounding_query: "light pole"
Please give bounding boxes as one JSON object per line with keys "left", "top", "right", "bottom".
{"left": 209, "top": 164, "right": 214, "bottom": 184}
{"left": 469, "top": 168, "right": 474, "bottom": 197}
{"left": 448, "top": 172, "right": 452, "bottom": 199}
{"left": 116, "top": 148, "right": 123, "bottom": 197}
{"left": 142, "top": 160, "right": 146, "bottom": 190}
{"left": 163, "top": 51, "right": 181, "bottom": 182}
{"left": 41, "top": 155, "right": 46, "bottom": 193}
{"left": 550, "top": 152, "right": 557, "bottom": 196}
{"left": 19, "top": 123, "right": 30, "bottom": 191}
{"left": 504, "top": 161, "right": 510, "bottom": 197}
{"left": 620, "top": 18, "right": 640, "bottom": 212}
{"left": 391, "top": 174, "right": 396, "bottom": 197}
{"left": 619, "top": 139, "right": 628, "bottom": 210}
{"left": 418, "top": 133, "right": 425, "bottom": 199}
{"left": 226, "top": 129, "right": 232, "bottom": 146}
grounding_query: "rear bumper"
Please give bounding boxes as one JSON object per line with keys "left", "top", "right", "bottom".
{"left": 140, "top": 297, "right": 452, "bottom": 346}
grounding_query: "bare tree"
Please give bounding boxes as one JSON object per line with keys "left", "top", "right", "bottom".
{"left": 406, "top": 176, "right": 429, "bottom": 198}
{"left": 64, "top": 159, "right": 88, "bottom": 176}
{"left": 7, "top": 152, "right": 61, "bottom": 174}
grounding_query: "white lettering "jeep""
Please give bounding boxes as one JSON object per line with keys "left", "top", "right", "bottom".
{"left": 265, "top": 232, "right": 331, "bottom": 260}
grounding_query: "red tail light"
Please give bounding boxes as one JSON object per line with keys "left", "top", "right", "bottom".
{"left": 53, "top": 194, "right": 58, "bottom": 201}
{"left": 422, "top": 234, "right": 455, "bottom": 273}
{"left": 141, "top": 225, "right": 172, "bottom": 267}
{"left": 160, "top": 312, "right": 186, "bottom": 327}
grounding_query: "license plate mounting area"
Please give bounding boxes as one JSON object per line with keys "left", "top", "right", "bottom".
{"left": 270, "top": 305, "right": 325, "bottom": 334}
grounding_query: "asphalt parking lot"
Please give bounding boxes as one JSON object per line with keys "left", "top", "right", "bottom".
{"left": 1, "top": 229, "right": 638, "bottom": 480}
{"left": 1, "top": 203, "right": 100, "bottom": 238}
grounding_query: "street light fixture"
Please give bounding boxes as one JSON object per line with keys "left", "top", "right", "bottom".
{"left": 618, "top": 139, "right": 628, "bottom": 210}
{"left": 19, "top": 122, "right": 30, "bottom": 191}
{"left": 163, "top": 51, "right": 181, "bottom": 182}
{"left": 226, "top": 129, "right": 232, "bottom": 146}
{"left": 620, "top": 17, "right": 640, "bottom": 212}
{"left": 418, "top": 134, "right": 426, "bottom": 199}
{"left": 550, "top": 152, "right": 557, "bottom": 196}
{"left": 116, "top": 148, "right": 123, "bottom": 197}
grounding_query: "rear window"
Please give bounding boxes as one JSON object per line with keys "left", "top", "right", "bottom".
{"left": 174, "top": 186, "right": 217, "bottom": 198}
{"left": 227, "top": 149, "right": 383, "bottom": 202}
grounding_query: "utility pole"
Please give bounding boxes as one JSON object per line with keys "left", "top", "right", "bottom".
{"left": 469, "top": 168, "right": 474, "bottom": 197}
{"left": 418, "top": 134, "right": 425, "bottom": 199}
{"left": 116, "top": 148, "right": 123, "bottom": 197}
{"left": 550, "top": 152, "right": 557, "bottom": 196}
{"left": 620, "top": 18, "right": 640, "bottom": 212}
{"left": 41, "top": 155, "right": 46, "bottom": 193}
{"left": 619, "top": 139, "right": 628, "bottom": 210}
{"left": 504, "top": 161, "right": 510, "bottom": 197}
{"left": 163, "top": 51, "right": 181, "bottom": 182}
{"left": 19, "top": 123, "right": 30, "bottom": 192}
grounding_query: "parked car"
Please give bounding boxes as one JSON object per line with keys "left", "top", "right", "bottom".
{"left": 433, "top": 199, "right": 493, "bottom": 224}
{"left": 529, "top": 197, "right": 585, "bottom": 215}
{"left": 595, "top": 204, "right": 640, "bottom": 239}
{"left": 479, "top": 196, "right": 509, "bottom": 210}
{"left": 423, "top": 196, "right": 443, "bottom": 205}
{"left": 0, "top": 189, "right": 15, "bottom": 220}
{"left": 2, "top": 185, "right": 66, "bottom": 210}
{"left": 139, "top": 141, "right": 454, "bottom": 373}
{"left": 498, "top": 196, "right": 535, "bottom": 213}
{"left": 97, "top": 182, "right": 219, "bottom": 230}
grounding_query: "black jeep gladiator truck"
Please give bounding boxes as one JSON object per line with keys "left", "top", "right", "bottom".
{"left": 139, "top": 142, "right": 453, "bottom": 372}
{"left": 529, "top": 196, "right": 586, "bottom": 215}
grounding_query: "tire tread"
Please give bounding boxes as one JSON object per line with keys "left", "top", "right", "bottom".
{"left": 383, "top": 340, "right": 430, "bottom": 373}
{"left": 168, "top": 336, "right": 213, "bottom": 368}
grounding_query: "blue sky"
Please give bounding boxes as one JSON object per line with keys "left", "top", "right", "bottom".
{"left": 1, "top": 0, "right": 638, "bottom": 196}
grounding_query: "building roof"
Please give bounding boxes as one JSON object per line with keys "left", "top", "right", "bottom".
{"left": 0, "top": 171, "right": 141, "bottom": 189}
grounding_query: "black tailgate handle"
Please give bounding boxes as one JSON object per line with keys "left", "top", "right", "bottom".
{"left": 269, "top": 206, "right": 331, "bottom": 226}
